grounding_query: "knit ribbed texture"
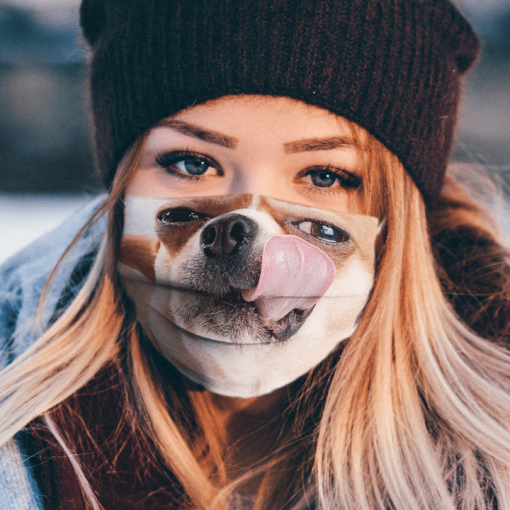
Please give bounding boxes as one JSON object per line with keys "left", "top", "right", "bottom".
{"left": 80, "top": 0, "right": 480, "bottom": 203}
{"left": 0, "top": 439, "right": 41, "bottom": 510}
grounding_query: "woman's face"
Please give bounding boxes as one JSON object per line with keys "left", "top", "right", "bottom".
{"left": 120, "top": 95, "right": 378, "bottom": 398}
{"left": 126, "top": 95, "right": 364, "bottom": 214}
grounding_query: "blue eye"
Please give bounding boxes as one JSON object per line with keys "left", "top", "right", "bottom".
{"left": 310, "top": 170, "right": 336, "bottom": 187}
{"left": 174, "top": 157, "right": 213, "bottom": 175}
{"left": 156, "top": 152, "right": 219, "bottom": 178}
{"left": 305, "top": 168, "right": 361, "bottom": 189}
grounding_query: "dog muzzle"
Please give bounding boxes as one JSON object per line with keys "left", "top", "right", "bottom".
{"left": 118, "top": 194, "right": 378, "bottom": 397}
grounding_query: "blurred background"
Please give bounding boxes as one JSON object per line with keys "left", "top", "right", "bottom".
{"left": 0, "top": 0, "right": 510, "bottom": 262}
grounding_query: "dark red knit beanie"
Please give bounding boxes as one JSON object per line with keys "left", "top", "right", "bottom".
{"left": 80, "top": 0, "right": 479, "bottom": 204}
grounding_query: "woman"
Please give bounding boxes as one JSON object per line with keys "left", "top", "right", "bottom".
{"left": 2, "top": 0, "right": 510, "bottom": 508}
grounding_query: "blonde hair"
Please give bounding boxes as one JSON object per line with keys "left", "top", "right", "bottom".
{"left": 2, "top": 121, "right": 510, "bottom": 510}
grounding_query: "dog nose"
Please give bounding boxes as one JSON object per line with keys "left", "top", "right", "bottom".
{"left": 201, "top": 214, "right": 257, "bottom": 258}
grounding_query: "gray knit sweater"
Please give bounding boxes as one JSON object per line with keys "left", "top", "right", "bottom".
{"left": 0, "top": 197, "right": 105, "bottom": 510}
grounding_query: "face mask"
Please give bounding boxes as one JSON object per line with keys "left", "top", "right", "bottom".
{"left": 118, "top": 194, "right": 378, "bottom": 397}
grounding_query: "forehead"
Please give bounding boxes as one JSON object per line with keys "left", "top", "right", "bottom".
{"left": 152, "top": 95, "right": 356, "bottom": 142}
{"left": 132, "top": 94, "right": 371, "bottom": 215}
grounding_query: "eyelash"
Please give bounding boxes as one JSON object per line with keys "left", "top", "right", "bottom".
{"left": 297, "top": 165, "right": 362, "bottom": 191}
{"left": 155, "top": 151, "right": 221, "bottom": 180}
{"left": 155, "top": 150, "right": 362, "bottom": 190}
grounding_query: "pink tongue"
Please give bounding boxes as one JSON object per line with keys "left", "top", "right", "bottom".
{"left": 241, "top": 235, "right": 336, "bottom": 322}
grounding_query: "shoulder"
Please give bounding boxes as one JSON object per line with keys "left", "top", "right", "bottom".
{"left": 0, "top": 196, "right": 107, "bottom": 369}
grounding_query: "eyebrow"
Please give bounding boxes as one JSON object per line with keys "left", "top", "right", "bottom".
{"left": 283, "top": 136, "right": 357, "bottom": 154}
{"left": 155, "top": 119, "right": 357, "bottom": 154}
{"left": 155, "top": 119, "right": 238, "bottom": 149}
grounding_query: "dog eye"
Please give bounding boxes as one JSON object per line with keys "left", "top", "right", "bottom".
{"left": 158, "top": 208, "right": 205, "bottom": 224}
{"left": 296, "top": 221, "right": 349, "bottom": 243}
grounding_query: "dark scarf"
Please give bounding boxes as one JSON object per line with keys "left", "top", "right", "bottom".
{"left": 18, "top": 365, "right": 185, "bottom": 510}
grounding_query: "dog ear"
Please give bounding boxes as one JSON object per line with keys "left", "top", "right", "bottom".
{"left": 118, "top": 235, "right": 160, "bottom": 283}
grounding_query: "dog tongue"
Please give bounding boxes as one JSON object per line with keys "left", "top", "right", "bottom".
{"left": 241, "top": 235, "right": 336, "bottom": 322}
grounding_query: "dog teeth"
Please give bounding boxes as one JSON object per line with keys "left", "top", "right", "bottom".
{"left": 260, "top": 306, "right": 315, "bottom": 342}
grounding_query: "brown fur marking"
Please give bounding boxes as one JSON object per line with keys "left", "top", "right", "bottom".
{"left": 119, "top": 235, "right": 160, "bottom": 282}
{"left": 155, "top": 195, "right": 254, "bottom": 257}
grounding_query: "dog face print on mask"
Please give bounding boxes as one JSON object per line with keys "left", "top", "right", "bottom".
{"left": 118, "top": 194, "right": 379, "bottom": 397}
